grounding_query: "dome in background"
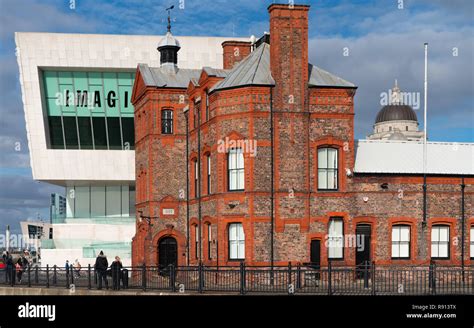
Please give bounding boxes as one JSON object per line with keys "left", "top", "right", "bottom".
{"left": 375, "top": 104, "right": 418, "bottom": 124}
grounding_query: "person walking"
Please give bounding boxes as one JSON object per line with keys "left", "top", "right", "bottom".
{"left": 5, "top": 252, "right": 14, "bottom": 284}
{"left": 73, "top": 259, "right": 82, "bottom": 278}
{"left": 94, "top": 251, "right": 108, "bottom": 290}
{"left": 15, "top": 258, "right": 24, "bottom": 283}
{"left": 110, "top": 256, "right": 123, "bottom": 290}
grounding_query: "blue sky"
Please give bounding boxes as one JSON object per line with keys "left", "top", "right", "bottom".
{"left": 0, "top": 0, "right": 473, "bottom": 233}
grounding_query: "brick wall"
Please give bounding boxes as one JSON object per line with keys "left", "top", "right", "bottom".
{"left": 131, "top": 4, "right": 473, "bottom": 268}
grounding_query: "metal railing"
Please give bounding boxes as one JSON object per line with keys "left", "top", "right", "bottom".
{"left": 2, "top": 262, "right": 473, "bottom": 295}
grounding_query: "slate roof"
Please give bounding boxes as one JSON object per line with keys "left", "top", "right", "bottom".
{"left": 139, "top": 42, "right": 356, "bottom": 91}
{"left": 137, "top": 63, "right": 201, "bottom": 88}
{"left": 210, "top": 43, "right": 275, "bottom": 92}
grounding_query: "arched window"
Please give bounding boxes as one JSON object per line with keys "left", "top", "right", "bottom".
{"left": 194, "top": 101, "right": 200, "bottom": 129}
{"left": 193, "top": 159, "right": 199, "bottom": 198}
{"left": 318, "top": 147, "right": 338, "bottom": 190}
{"left": 391, "top": 225, "right": 410, "bottom": 259}
{"left": 205, "top": 91, "right": 209, "bottom": 122}
{"left": 431, "top": 225, "right": 450, "bottom": 259}
{"left": 161, "top": 109, "right": 173, "bottom": 134}
{"left": 207, "top": 223, "right": 212, "bottom": 260}
{"left": 206, "top": 153, "right": 211, "bottom": 195}
{"left": 194, "top": 224, "right": 199, "bottom": 260}
{"left": 228, "top": 148, "right": 244, "bottom": 191}
{"left": 228, "top": 223, "right": 245, "bottom": 260}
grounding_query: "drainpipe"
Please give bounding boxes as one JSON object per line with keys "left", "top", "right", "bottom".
{"left": 184, "top": 106, "right": 190, "bottom": 266}
{"left": 197, "top": 102, "right": 202, "bottom": 264}
{"left": 270, "top": 87, "right": 274, "bottom": 270}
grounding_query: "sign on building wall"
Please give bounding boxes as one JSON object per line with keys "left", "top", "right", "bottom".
{"left": 42, "top": 70, "right": 136, "bottom": 150}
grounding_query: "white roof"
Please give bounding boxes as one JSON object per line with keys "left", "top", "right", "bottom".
{"left": 354, "top": 140, "right": 474, "bottom": 175}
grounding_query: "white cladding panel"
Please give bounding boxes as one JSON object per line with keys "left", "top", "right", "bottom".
{"left": 15, "top": 32, "right": 247, "bottom": 185}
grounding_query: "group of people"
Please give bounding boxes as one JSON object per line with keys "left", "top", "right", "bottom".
{"left": 3, "top": 250, "right": 124, "bottom": 290}
{"left": 65, "top": 259, "right": 82, "bottom": 277}
{"left": 93, "top": 251, "right": 124, "bottom": 290}
{"left": 63, "top": 252, "right": 124, "bottom": 290}
{"left": 2, "top": 250, "right": 32, "bottom": 284}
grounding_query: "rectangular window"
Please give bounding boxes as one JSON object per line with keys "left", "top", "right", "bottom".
{"left": 48, "top": 116, "right": 64, "bottom": 149}
{"left": 75, "top": 186, "right": 90, "bottom": 218}
{"left": 208, "top": 224, "right": 212, "bottom": 260}
{"left": 107, "top": 117, "right": 122, "bottom": 150}
{"left": 194, "top": 160, "right": 199, "bottom": 198}
{"left": 318, "top": 147, "right": 338, "bottom": 190}
{"left": 77, "top": 117, "right": 93, "bottom": 149}
{"left": 129, "top": 186, "right": 136, "bottom": 216}
{"left": 90, "top": 186, "right": 106, "bottom": 217}
{"left": 207, "top": 154, "right": 211, "bottom": 195}
{"left": 228, "top": 148, "right": 245, "bottom": 191}
{"left": 229, "top": 223, "right": 245, "bottom": 260}
{"left": 195, "top": 225, "right": 199, "bottom": 260}
{"left": 42, "top": 70, "right": 135, "bottom": 150}
{"left": 63, "top": 117, "right": 79, "bottom": 149}
{"left": 161, "top": 109, "right": 173, "bottom": 134}
{"left": 105, "top": 186, "right": 121, "bottom": 217}
{"left": 471, "top": 226, "right": 474, "bottom": 259}
{"left": 328, "top": 218, "right": 343, "bottom": 259}
{"left": 205, "top": 93, "right": 209, "bottom": 121}
{"left": 121, "top": 117, "right": 135, "bottom": 150}
{"left": 431, "top": 225, "right": 450, "bottom": 259}
{"left": 194, "top": 102, "right": 200, "bottom": 128}
{"left": 391, "top": 225, "right": 410, "bottom": 259}
{"left": 92, "top": 117, "right": 107, "bottom": 149}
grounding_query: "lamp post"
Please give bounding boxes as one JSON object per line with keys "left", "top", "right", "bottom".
{"left": 137, "top": 210, "right": 160, "bottom": 266}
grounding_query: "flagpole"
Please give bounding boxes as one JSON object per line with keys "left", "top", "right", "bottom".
{"left": 422, "top": 43, "right": 428, "bottom": 225}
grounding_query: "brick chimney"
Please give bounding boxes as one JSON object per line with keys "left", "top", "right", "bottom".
{"left": 222, "top": 41, "right": 252, "bottom": 69}
{"left": 268, "top": 4, "right": 309, "bottom": 111}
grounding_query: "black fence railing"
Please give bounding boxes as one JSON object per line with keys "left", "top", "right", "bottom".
{"left": 2, "top": 262, "right": 473, "bottom": 295}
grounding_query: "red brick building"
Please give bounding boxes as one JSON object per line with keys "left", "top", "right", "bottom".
{"left": 131, "top": 4, "right": 473, "bottom": 269}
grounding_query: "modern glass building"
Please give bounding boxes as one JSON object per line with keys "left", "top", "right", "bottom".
{"left": 16, "top": 32, "right": 247, "bottom": 266}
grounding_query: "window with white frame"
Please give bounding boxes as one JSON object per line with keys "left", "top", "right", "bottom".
{"left": 194, "top": 225, "right": 199, "bottom": 259}
{"left": 228, "top": 148, "right": 244, "bottom": 191}
{"left": 207, "top": 154, "right": 211, "bottom": 195}
{"left": 391, "top": 225, "right": 410, "bottom": 259}
{"left": 194, "top": 160, "right": 199, "bottom": 198}
{"left": 229, "top": 223, "right": 245, "bottom": 260}
{"left": 207, "top": 224, "right": 212, "bottom": 260}
{"left": 431, "top": 225, "right": 450, "bottom": 259}
{"left": 470, "top": 226, "right": 474, "bottom": 259}
{"left": 328, "top": 218, "right": 343, "bottom": 259}
{"left": 318, "top": 147, "right": 338, "bottom": 190}
{"left": 161, "top": 109, "right": 173, "bottom": 134}
{"left": 205, "top": 92, "right": 209, "bottom": 122}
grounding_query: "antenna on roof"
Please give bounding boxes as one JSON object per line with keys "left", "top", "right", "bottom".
{"left": 166, "top": 5, "right": 175, "bottom": 33}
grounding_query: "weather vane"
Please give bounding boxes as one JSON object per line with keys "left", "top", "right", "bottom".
{"left": 166, "top": 5, "right": 175, "bottom": 33}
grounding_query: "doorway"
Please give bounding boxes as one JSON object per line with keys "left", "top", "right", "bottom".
{"left": 355, "top": 224, "right": 371, "bottom": 278}
{"left": 158, "top": 236, "right": 178, "bottom": 270}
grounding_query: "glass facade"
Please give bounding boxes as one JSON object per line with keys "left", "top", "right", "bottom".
{"left": 42, "top": 70, "right": 135, "bottom": 150}
{"left": 66, "top": 185, "right": 136, "bottom": 219}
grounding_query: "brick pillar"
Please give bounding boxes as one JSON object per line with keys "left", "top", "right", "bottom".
{"left": 222, "top": 41, "right": 252, "bottom": 69}
{"left": 269, "top": 4, "right": 309, "bottom": 111}
{"left": 269, "top": 4, "right": 311, "bottom": 231}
